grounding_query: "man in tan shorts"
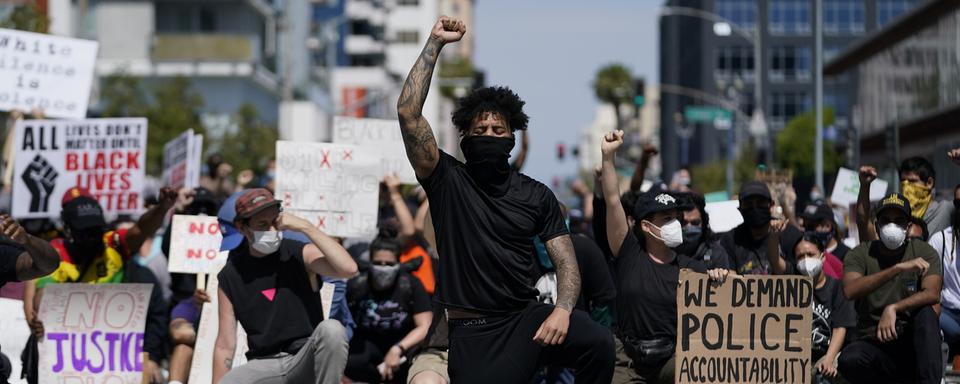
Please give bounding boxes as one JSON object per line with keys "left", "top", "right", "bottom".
{"left": 408, "top": 309, "right": 449, "bottom": 384}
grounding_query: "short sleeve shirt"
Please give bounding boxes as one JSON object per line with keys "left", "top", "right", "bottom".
{"left": 420, "top": 151, "right": 569, "bottom": 314}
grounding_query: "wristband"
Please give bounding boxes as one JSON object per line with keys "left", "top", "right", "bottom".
{"left": 394, "top": 343, "right": 407, "bottom": 354}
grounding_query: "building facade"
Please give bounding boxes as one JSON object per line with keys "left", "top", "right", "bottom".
{"left": 659, "top": 0, "right": 922, "bottom": 177}
{"left": 825, "top": 0, "right": 960, "bottom": 193}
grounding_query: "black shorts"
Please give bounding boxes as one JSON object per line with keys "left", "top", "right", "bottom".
{"left": 447, "top": 302, "right": 615, "bottom": 384}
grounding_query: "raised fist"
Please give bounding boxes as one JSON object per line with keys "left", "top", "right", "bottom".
{"left": 948, "top": 148, "right": 960, "bottom": 166}
{"left": 432, "top": 16, "right": 466, "bottom": 44}
{"left": 858, "top": 166, "right": 878, "bottom": 185}
{"left": 21, "top": 154, "right": 57, "bottom": 213}
{"left": 601, "top": 130, "right": 624, "bottom": 157}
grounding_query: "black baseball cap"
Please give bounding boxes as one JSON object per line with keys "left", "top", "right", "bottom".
{"left": 633, "top": 192, "right": 680, "bottom": 221}
{"left": 801, "top": 201, "right": 834, "bottom": 223}
{"left": 876, "top": 193, "right": 912, "bottom": 219}
{"left": 60, "top": 187, "right": 106, "bottom": 230}
{"left": 739, "top": 181, "right": 772, "bottom": 202}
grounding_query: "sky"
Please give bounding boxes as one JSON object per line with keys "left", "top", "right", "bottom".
{"left": 474, "top": 0, "right": 662, "bottom": 186}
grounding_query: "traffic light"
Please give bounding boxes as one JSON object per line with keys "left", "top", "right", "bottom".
{"left": 634, "top": 78, "right": 645, "bottom": 117}
{"left": 557, "top": 143, "right": 566, "bottom": 160}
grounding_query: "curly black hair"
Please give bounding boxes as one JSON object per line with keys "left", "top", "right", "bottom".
{"left": 451, "top": 86, "right": 529, "bottom": 135}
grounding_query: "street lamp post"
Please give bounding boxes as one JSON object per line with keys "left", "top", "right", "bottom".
{"left": 717, "top": 76, "right": 744, "bottom": 197}
{"left": 814, "top": 0, "right": 825, "bottom": 193}
{"left": 660, "top": 6, "right": 771, "bottom": 166}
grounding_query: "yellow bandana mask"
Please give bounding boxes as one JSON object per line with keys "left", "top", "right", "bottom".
{"left": 901, "top": 180, "right": 932, "bottom": 219}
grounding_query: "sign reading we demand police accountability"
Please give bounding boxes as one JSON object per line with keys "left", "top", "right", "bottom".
{"left": 12, "top": 118, "right": 147, "bottom": 219}
{"left": 676, "top": 270, "right": 813, "bottom": 384}
{"left": 0, "top": 28, "right": 98, "bottom": 119}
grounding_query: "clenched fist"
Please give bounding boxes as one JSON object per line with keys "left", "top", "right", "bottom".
{"left": 432, "top": 16, "right": 466, "bottom": 44}
{"left": 601, "top": 130, "right": 624, "bottom": 158}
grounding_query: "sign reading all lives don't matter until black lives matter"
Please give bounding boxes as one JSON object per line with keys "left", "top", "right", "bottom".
{"left": 12, "top": 118, "right": 147, "bottom": 219}
{"left": 676, "top": 270, "right": 813, "bottom": 384}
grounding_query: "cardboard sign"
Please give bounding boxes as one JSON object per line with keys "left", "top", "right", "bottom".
{"left": 704, "top": 200, "right": 743, "bottom": 233}
{"left": 12, "top": 118, "right": 147, "bottom": 219}
{"left": 275, "top": 141, "right": 381, "bottom": 238}
{"left": 332, "top": 116, "right": 417, "bottom": 184}
{"left": 162, "top": 130, "right": 202, "bottom": 190}
{"left": 676, "top": 271, "right": 812, "bottom": 384}
{"left": 830, "top": 167, "right": 889, "bottom": 207}
{"left": 37, "top": 283, "right": 153, "bottom": 384}
{"left": 0, "top": 298, "right": 31, "bottom": 383}
{"left": 167, "top": 215, "right": 226, "bottom": 274}
{"left": 0, "top": 28, "right": 98, "bottom": 119}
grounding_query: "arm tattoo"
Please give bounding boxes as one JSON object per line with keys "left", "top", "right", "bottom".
{"left": 397, "top": 38, "right": 442, "bottom": 170}
{"left": 224, "top": 357, "right": 233, "bottom": 369}
{"left": 545, "top": 236, "right": 581, "bottom": 312}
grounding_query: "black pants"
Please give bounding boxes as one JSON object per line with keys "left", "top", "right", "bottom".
{"left": 448, "top": 303, "right": 615, "bottom": 384}
{"left": 344, "top": 338, "right": 409, "bottom": 383}
{"left": 837, "top": 305, "right": 942, "bottom": 384}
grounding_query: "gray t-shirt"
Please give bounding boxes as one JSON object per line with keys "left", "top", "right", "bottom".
{"left": 924, "top": 199, "right": 955, "bottom": 236}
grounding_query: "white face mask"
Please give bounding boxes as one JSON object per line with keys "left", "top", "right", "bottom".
{"left": 648, "top": 219, "right": 683, "bottom": 248}
{"left": 797, "top": 257, "right": 823, "bottom": 278}
{"left": 879, "top": 223, "right": 907, "bottom": 250}
{"left": 252, "top": 230, "right": 283, "bottom": 254}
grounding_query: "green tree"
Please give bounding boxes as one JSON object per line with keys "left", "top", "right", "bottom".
{"left": 691, "top": 143, "right": 761, "bottom": 194}
{"left": 775, "top": 108, "right": 843, "bottom": 178}
{"left": 219, "top": 104, "right": 277, "bottom": 173}
{"left": 99, "top": 76, "right": 206, "bottom": 176}
{"left": 592, "top": 64, "right": 634, "bottom": 131}
{"left": 0, "top": 4, "right": 49, "bottom": 33}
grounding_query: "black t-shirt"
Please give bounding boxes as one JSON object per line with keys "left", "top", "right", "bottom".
{"left": 691, "top": 240, "right": 732, "bottom": 270}
{"left": 353, "top": 274, "right": 431, "bottom": 350}
{"left": 719, "top": 224, "right": 802, "bottom": 275}
{"left": 615, "top": 230, "right": 706, "bottom": 340}
{"left": 0, "top": 241, "right": 24, "bottom": 287}
{"left": 420, "top": 151, "right": 569, "bottom": 314}
{"left": 830, "top": 242, "right": 851, "bottom": 261}
{"left": 218, "top": 239, "right": 325, "bottom": 359}
{"left": 572, "top": 234, "right": 617, "bottom": 312}
{"left": 812, "top": 276, "right": 855, "bottom": 360}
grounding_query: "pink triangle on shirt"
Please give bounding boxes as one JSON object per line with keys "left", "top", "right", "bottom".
{"left": 261, "top": 288, "right": 276, "bottom": 302}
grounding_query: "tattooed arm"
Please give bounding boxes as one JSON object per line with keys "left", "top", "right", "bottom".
{"left": 545, "top": 235, "right": 581, "bottom": 312}
{"left": 213, "top": 287, "right": 238, "bottom": 383}
{"left": 533, "top": 235, "right": 581, "bottom": 346}
{"left": 397, "top": 16, "right": 465, "bottom": 179}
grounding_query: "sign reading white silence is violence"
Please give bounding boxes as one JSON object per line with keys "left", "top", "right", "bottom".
{"left": 12, "top": 118, "right": 147, "bottom": 219}
{"left": 0, "top": 28, "right": 98, "bottom": 119}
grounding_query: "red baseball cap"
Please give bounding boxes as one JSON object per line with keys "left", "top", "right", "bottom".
{"left": 234, "top": 188, "right": 281, "bottom": 220}
{"left": 62, "top": 187, "right": 95, "bottom": 207}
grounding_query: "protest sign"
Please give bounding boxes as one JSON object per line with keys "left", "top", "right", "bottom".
{"left": 162, "top": 130, "right": 202, "bottom": 190}
{"left": 332, "top": 116, "right": 417, "bottom": 184}
{"left": 704, "top": 200, "right": 743, "bottom": 233}
{"left": 12, "top": 118, "right": 147, "bottom": 219}
{"left": 167, "top": 215, "right": 226, "bottom": 274}
{"left": 676, "top": 270, "right": 812, "bottom": 384}
{"left": 275, "top": 141, "right": 381, "bottom": 238}
{"left": 0, "top": 298, "right": 30, "bottom": 383}
{"left": 830, "top": 167, "right": 888, "bottom": 207}
{"left": 0, "top": 28, "right": 98, "bottom": 119}
{"left": 37, "top": 283, "right": 153, "bottom": 384}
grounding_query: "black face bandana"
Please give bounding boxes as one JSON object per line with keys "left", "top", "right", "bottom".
{"left": 740, "top": 207, "right": 772, "bottom": 228}
{"left": 66, "top": 228, "right": 107, "bottom": 267}
{"left": 460, "top": 135, "right": 515, "bottom": 196}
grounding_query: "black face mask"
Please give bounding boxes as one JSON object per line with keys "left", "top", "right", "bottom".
{"left": 66, "top": 228, "right": 107, "bottom": 266}
{"left": 740, "top": 207, "right": 772, "bottom": 228}
{"left": 460, "top": 135, "right": 515, "bottom": 196}
{"left": 673, "top": 225, "right": 703, "bottom": 256}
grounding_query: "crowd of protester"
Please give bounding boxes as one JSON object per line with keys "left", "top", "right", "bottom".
{"left": 0, "top": 18, "right": 957, "bottom": 382}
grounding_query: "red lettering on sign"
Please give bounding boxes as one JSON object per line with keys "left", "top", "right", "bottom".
{"left": 317, "top": 216, "right": 326, "bottom": 228}
{"left": 320, "top": 150, "right": 331, "bottom": 169}
{"left": 342, "top": 150, "right": 353, "bottom": 161}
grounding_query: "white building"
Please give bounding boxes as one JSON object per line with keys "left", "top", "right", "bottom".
{"left": 46, "top": 0, "right": 313, "bottom": 127}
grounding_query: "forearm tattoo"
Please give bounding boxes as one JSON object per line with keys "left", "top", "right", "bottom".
{"left": 545, "top": 236, "right": 581, "bottom": 312}
{"left": 397, "top": 38, "right": 442, "bottom": 167}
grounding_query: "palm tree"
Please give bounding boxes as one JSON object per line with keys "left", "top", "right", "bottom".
{"left": 593, "top": 64, "right": 634, "bottom": 132}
